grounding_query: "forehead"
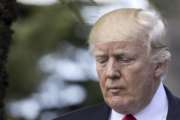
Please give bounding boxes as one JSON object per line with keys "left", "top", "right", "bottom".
{"left": 92, "top": 40, "right": 148, "bottom": 55}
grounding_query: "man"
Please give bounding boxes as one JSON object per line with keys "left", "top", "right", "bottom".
{"left": 55, "top": 8, "right": 180, "bottom": 120}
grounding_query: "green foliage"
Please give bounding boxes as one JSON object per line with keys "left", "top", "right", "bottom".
{"left": 7, "top": 3, "right": 79, "bottom": 98}
{"left": 6, "top": 1, "right": 99, "bottom": 119}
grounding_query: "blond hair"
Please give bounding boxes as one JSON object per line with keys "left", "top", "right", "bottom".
{"left": 88, "top": 8, "right": 171, "bottom": 63}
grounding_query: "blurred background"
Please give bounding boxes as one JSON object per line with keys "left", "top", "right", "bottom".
{"left": 6, "top": 0, "right": 180, "bottom": 120}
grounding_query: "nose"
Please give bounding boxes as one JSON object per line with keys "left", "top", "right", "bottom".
{"left": 106, "top": 58, "right": 120, "bottom": 80}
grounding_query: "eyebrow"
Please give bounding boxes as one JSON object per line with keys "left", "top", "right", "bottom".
{"left": 94, "top": 49, "right": 131, "bottom": 56}
{"left": 94, "top": 52, "right": 106, "bottom": 57}
{"left": 93, "top": 48, "right": 106, "bottom": 55}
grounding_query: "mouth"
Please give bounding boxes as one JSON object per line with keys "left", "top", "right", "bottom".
{"left": 107, "top": 86, "right": 125, "bottom": 94}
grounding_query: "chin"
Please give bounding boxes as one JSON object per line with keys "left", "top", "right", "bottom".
{"left": 105, "top": 96, "right": 135, "bottom": 114}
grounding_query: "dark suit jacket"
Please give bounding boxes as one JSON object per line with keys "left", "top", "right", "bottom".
{"left": 54, "top": 87, "right": 180, "bottom": 120}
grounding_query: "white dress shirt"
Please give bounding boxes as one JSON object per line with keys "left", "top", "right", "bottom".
{"left": 109, "top": 82, "right": 168, "bottom": 120}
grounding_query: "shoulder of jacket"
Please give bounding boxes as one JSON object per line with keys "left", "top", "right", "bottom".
{"left": 54, "top": 103, "right": 107, "bottom": 120}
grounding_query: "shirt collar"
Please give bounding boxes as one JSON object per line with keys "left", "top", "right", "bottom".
{"left": 109, "top": 82, "right": 168, "bottom": 120}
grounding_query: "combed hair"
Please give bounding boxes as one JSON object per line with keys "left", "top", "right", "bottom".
{"left": 137, "top": 9, "right": 171, "bottom": 63}
{"left": 88, "top": 8, "right": 171, "bottom": 63}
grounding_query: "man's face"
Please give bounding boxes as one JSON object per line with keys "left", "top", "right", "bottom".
{"left": 93, "top": 40, "right": 160, "bottom": 114}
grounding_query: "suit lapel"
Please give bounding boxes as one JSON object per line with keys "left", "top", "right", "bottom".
{"left": 91, "top": 103, "right": 111, "bottom": 120}
{"left": 165, "top": 86, "right": 180, "bottom": 120}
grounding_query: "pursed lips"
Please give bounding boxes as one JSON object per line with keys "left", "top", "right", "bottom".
{"left": 107, "top": 86, "right": 126, "bottom": 94}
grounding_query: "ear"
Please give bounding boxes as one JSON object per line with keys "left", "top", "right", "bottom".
{"left": 154, "top": 60, "right": 168, "bottom": 78}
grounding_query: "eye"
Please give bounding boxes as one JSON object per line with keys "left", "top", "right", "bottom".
{"left": 95, "top": 56, "right": 108, "bottom": 64}
{"left": 116, "top": 55, "right": 134, "bottom": 63}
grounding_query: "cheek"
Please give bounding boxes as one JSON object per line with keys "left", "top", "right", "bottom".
{"left": 126, "top": 60, "right": 154, "bottom": 79}
{"left": 96, "top": 65, "right": 103, "bottom": 79}
{"left": 96, "top": 66, "right": 106, "bottom": 89}
{"left": 123, "top": 63, "right": 152, "bottom": 91}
